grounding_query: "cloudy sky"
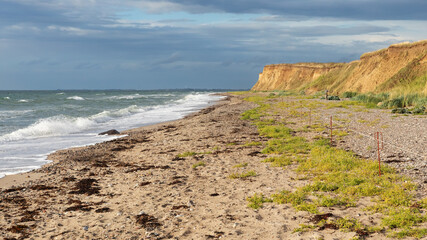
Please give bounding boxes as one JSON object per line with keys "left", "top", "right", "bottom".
{"left": 1, "top": 0, "right": 426, "bottom": 90}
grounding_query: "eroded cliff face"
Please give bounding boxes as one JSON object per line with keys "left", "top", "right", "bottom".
{"left": 252, "top": 40, "right": 427, "bottom": 94}
{"left": 252, "top": 63, "right": 343, "bottom": 91}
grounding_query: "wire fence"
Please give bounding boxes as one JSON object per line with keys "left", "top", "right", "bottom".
{"left": 300, "top": 105, "right": 426, "bottom": 162}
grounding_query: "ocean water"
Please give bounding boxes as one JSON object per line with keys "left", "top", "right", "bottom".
{"left": 0, "top": 90, "right": 225, "bottom": 178}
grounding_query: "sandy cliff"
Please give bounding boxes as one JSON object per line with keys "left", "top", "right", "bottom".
{"left": 252, "top": 40, "right": 427, "bottom": 94}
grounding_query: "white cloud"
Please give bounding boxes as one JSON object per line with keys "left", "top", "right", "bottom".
{"left": 5, "top": 24, "right": 41, "bottom": 33}
{"left": 47, "top": 25, "right": 102, "bottom": 36}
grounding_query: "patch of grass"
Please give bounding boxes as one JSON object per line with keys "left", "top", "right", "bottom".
{"left": 262, "top": 137, "right": 310, "bottom": 154}
{"left": 229, "top": 91, "right": 250, "bottom": 95}
{"left": 258, "top": 124, "right": 293, "bottom": 138}
{"left": 241, "top": 108, "right": 263, "bottom": 120}
{"left": 382, "top": 207, "right": 426, "bottom": 229}
{"left": 229, "top": 170, "right": 257, "bottom": 179}
{"left": 176, "top": 151, "right": 197, "bottom": 157}
{"left": 262, "top": 155, "right": 304, "bottom": 167}
{"left": 233, "top": 163, "right": 248, "bottom": 168}
{"left": 295, "top": 203, "right": 319, "bottom": 214}
{"left": 332, "top": 129, "right": 348, "bottom": 138}
{"left": 244, "top": 141, "right": 262, "bottom": 147}
{"left": 226, "top": 142, "right": 237, "bottom": 146}
{"left": 315, "top": 194, "right": 355, "bottom": 208}
{"left": 323, "top": 100, "right": 361, "bottom": 109}
{"left": 192, "top": 161, "right": 205, "bottom": 169}
{"left": 271, "top": 190, "right": 307, "bottom": 206}
{"left": 247, "top": 193, "right": 272, "bottom": 209}
{"left": 240, "top": 92, "right": 426, "bottom": 237}
{"left": 389, "top": 228, "right": 427, "bottom": 239}
{"left": 293, "top": 224, "right": 317, "bottom": 233}
{"left": 341, "top": 91, "right": 359, "bottom": 98}
{"left": 335, "top": 217, "right": 366, "bottom": 232}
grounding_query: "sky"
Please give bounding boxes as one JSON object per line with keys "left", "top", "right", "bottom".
{"left": 0, "top": 0, "right": 426, "bottom": 90}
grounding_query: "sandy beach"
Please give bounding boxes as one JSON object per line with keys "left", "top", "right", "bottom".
{"left": 1, "top": 93, "right": 425, "bottom": 240}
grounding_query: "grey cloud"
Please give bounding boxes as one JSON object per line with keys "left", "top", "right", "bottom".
{"left": 138, "top": 0, "right": 427, "bottom": 20}
{"left": 287, "top": 25, "right": 390, "bottom": 37}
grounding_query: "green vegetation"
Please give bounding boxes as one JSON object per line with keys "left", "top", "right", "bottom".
{"left": 348, "top": 92, "right": 427, "bottom": 113}
{"left": 247, "top": 193, "right": 272, "bottom": 209}
{"left": 192, "top": 161, "right": 205, "bottom": 169}
{"left": 238, "top": 92, "right": 426, "bottom": 238}
{"left": 341, "top": 91, "right": 358, "bottom": 98}
{"left": 243, "top": 141, "right": 262, "bottom": 147}
{"left": 176, "top": 151, "right": 197, "bottom": 157}
{"left": 375, "top": 53, "right": 427, "bottom": 93}
{"left": 229, "top": 170, "right": 257, "bottom": 179}
{"left": 262, "top": 155, "right": 301, "bottom": 167}
{"left": 233, "top": 162, "right": 248, "bottom": 168}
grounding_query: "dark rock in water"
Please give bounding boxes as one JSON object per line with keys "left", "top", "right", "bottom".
{"left": 99, "top": 129, "right": 120, "bottom": 135}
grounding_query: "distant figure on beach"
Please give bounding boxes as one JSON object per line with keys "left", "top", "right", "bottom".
{"left": 325, "top": 89, "right": 329, "bottom": 100}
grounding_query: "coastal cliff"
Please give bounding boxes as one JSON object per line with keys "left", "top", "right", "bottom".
{"left": 252, "top": 40, "right": 427, "bottom": 94}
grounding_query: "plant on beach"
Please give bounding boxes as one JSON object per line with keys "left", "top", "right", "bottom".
{"left": 233, "top": 163, "right": 248, "bottom": 168}
{"left": 176, "top": 151, "right": 197, "bottom": 157}
{"left": 229, "top": 170, "right": 256, "bottom": 179}
{"left": 192, "top": 161, "right": 205, "bottom": 169}
{"left": 237, "top": 92, "right": 426, "bottom": 238}
{"left": 247, "top": 193, "right": 272, "bottom": 209}
{"left": 243, "top": 141, "right": 262, "bottom": 147}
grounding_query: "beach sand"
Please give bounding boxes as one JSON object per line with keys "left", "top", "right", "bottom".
{"left": 0, "top": 94, "right": 425, "bottom": 239}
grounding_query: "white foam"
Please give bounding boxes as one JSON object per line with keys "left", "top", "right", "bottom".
{"left": 18, "top": 99, "right": 29, "bottom": 103}
{"left": 0, "top": 92, "right": 224, "bottom": 178}
{"left": 108, "top": 94, "right": 146, "bottom": 100}
{"left": 67, "top": 96, "right": 85, "bottom": 100}
{"left": 3, "top": 97, "right": 10, "bottom": 100}
{"left": 0, "top": 115, "right": 95, "bottom": 142}
{"left": 91, "top": 105, "right": 143, "bottom": 121}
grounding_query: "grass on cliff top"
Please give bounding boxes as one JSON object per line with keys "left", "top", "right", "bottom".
{"left": 237, "top": 93, "right": 426, "bottom": 238}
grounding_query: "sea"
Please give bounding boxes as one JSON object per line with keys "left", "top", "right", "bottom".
{"left": 0, "top": 90, "right": 226, "bottom": 178}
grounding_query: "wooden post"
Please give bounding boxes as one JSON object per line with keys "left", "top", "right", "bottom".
{"left": 376, "top": 132, "right": 382, "bottom": 176}
{"left": 330, "top": 116, "right": 333, "bottom": 145}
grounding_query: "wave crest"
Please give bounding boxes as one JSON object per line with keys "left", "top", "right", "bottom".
{"left": 67, "top": 96, "right": 85, "bottom": 100}
{"left": 0, "top": 115, "right": 95, "bottom": 142}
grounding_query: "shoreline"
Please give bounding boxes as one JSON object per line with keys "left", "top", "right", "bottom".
{"left": 0, "top": 93, "right": 226, "bottom": 190}
{"left": 1, "top": 93, "right": 425, "bottom": 239}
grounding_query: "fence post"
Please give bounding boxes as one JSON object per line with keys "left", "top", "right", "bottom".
{"left": 330, "top": 116, "right": 333, "bottom": 145}
{"left": 376, "top": 132, "right": 383, "bottom": 176}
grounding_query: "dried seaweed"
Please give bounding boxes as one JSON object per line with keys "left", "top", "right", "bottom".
{"left": 19, "top": 210, "right": 39, "bottom": 222}
{"left": 62, "top": 176, "right": 77, "bottom": 182}
{"left": 135, "top": 213, "right": 162, "bottom": 231}
{"left": 310, "top": 213, "right": 334, "bottom": 223}
{"left": 2, "top": 187, "right": 24, "bottom": 193}
{"left": 2, "top": 196, "right": 27, "bottom": 206}
{"left": 8, "top": 225, "right": 28, "bottom": 233}
{"left": 29, "top": 185, "right": 57, "bottom": 191}
{"left": 171, "top": 205, "right": 189, "bottom": 210}
{"left": 95, "top": 207, "right": 111, "bottom": 213}
{"left": 64, "top": 205, "right": 93, "bottom": 212}
{"left": 69, "top": 178, "right": 100, "bottom": 195}
{"left": 139, "top": 182, "right": 151, "bottom": 186}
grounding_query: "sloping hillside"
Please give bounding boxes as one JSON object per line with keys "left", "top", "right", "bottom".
{"left": 252, "top": 40, "right": 427, "bottom": 95}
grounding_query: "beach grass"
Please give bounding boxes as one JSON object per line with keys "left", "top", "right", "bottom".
{"left": 229, "top": 170, "right": 257, "bottom": 179}
{"left": 240, "top": 92, "right": 426, "bottom": 238}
